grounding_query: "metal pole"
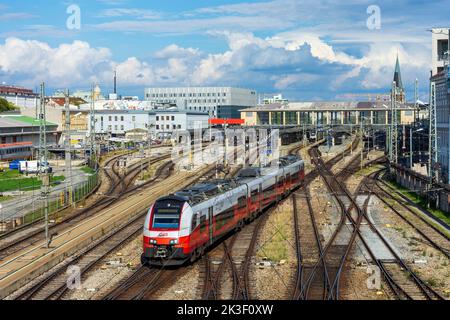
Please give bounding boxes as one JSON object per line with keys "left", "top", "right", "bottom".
{"left": 39, "top": 83, "right": 50, "bottom": 248}
{"left": 90, "top": 85, "right": 96, "bottom": 170}
{"left": 360, "top": 119, "right": 364, "bottom": 171}
{"left": 410, "top": 128, "right": 413, "bottom": 169}
{"left": 64, "top": 89, "right": 73, "bottom": 207}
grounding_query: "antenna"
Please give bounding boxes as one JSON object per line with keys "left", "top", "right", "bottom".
{"left": 114, "top": 70, "right": 117, "bottom": 94}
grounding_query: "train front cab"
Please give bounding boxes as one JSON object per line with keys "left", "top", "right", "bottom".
{"left": 142, "top": 196, "right": 194, "bottom": 266}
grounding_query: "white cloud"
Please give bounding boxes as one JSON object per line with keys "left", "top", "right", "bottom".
{"left": 0, "top": 30, "right": 431, "bottom": 100}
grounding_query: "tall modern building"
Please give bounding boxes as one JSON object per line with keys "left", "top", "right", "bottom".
{"left": 144, "top": 87, "right": 257, "bottom": 118}
{"left": 432, "top": 28, "right": 450, "bottom": 182}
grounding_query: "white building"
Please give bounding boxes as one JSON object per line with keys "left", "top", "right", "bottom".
{"left": 94, "top": 109, "right": 209, "bottom": 138}
{"left": 432, "top": 28, "right": 449, "bottom": 76}
{"left": 0, "top": 85, "right": 39, "bottom": 109}
{"left": 144, "top": 87, "right": 257, "bottom": 118}
{"left": 154, "top": 110, "right": 209, "bottom": 134}
{"left": 262, "top": 94, "right": 289, "bottom": 105}
{"left": 94, "top": 110, "right": 156, "bottom": 136}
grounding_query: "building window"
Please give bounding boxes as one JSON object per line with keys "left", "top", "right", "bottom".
{"left": 132, "top": 116, "right": 136, "bottom": 121}
{"left": 166, "top": 116, "right": 170, "bottom": 121}
{"left": 166, "top": 125, "right": 170, "bottom": 129}
{"left": 121, "top": 116, "right": 124, "bottom": 121}
{"left": 100, "top": 116, "right": 104, "bottom": 122}
{"left": 171, "top": 116, "right": 175, "bottom": 121}
{"left": 109, "top": 116, "right": 112, "bottom": 121}
{"left": 173, "top": 125, "right": 176, "bottom": 129}
{"left": 121, "top": 125, "right": 124, "bottom": 130}
{"left": 177, "top": 125, "right": 181, "bottom": 129}
{"left": 156, "top": 116, "right": 159, "bottom": 121}
{"left": 115, "top": 125, "right": 118, "bottom": 130}
{"left": 156, "top": 125, "right": 160, "bottom": 130}
{"left": 108, "top": 125, "right": 112, "bottom": 131}
{"left": 115, "top": 116, "right": 118, "bottom": 122}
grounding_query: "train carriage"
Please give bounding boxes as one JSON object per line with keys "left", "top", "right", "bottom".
{"left": 0, "top": 142, "right": 33, "bottom": 161}
{"left": 142, "top": 155, "right": 305, "bottom": 267}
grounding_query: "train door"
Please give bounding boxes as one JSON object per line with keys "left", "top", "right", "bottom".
{"left": 258, "top": 183, "right": 263, "bottom": 214}
{"left": 208, "top": 207, "right": 214, "bottom": 245}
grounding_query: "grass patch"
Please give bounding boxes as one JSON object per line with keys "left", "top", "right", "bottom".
{"left": 0, "top": 170, "right": 65, "bottom": 192}
{"left": 257, "top": 209, "right": 289, "bottom": 262}
{"left": 384, "top": 179, "right": 450, "bottom": 226}
{"left": 0, "top": 195, "right": 14, "bottom": 202}
{"left": 80, "top": 166, "right": 96, "bottom": 175}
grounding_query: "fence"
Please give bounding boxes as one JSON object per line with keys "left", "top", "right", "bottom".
{"left": 390, "top": 163, "right": 450, "bottom": 213}
{"left": 0, "top": 171, "right": 99, "bottom": 233}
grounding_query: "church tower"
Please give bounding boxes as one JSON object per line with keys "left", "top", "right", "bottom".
{"left": 393, "top": 55, "right": 406, "bottom": 103}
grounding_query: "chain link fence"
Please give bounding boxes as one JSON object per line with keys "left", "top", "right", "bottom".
{"left": 0, "top": 171, "right": 99, "bottom": 233}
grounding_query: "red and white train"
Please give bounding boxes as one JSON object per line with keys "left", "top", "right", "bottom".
{"left": 141, "top": 155, "right": 305, "bottom": 266}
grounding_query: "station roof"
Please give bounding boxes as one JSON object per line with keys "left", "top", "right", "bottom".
{"left": 241, "top": 101, "right": 416, "bottom": 112}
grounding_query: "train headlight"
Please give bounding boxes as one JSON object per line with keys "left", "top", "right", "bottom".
{"left": 149, "top": 239, "right": 157, "bottom": 244}
{"left": 169, "top": 239, "right": 178, "bottom": 245}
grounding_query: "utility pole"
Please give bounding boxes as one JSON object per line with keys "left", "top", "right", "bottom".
{"left": 428, "top": 81, "right": 438, "bottom": 184}
{"left": 38, "top": 83, "right": 50, "bottom": 248}
{"left": 360, "top": 119, "right": 364, "bottom": 170}
{"left": 89, "top": 85, "right": 96, "bottom": 170}
{"left": 410, "top": 127, "right": 413, "bottom": 169}
{"left": 64, "top": 89, "right": 73, "bottom": 207}
{"left": 414, "top": 78, "right": 419, "bottom": 125}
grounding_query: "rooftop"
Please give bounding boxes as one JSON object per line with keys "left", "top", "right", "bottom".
{"left": 172, "top": 155, "right": 301, "bottom": 205}
{"left": 0, "top": 115, "right": 57, "bottom": 128}
{"left": 240, "top": 101, "right": 417, "bottom": 112}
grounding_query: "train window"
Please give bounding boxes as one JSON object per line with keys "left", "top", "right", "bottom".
{"left": 151, "top": 199, "right": 183, "bottom": 230}
{"left": 238, "top": 196, "right": 246, "bottom": 209}
{"left": 251, "top": 189, "right": 258, "bottom": 201}
{"left": 200, "top": 215, "right": 207, "bottom": 233}
{"left": 191, "top": 213, "right": 199, "bottom": 231}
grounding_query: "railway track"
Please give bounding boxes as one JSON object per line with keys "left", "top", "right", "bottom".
{"left": 12, "top": 160, "right": 174, "bottom": 300}
{"left": 0, "top": 153, "right": 171, "bottom": 262}
{"left": 304, "top": 146, "right": 443, "bottom": 300}
{"left": 353, "top": 172, "right": 446, "bottom": 300}
{"left": 370, "top": 172, "right": 450, "bottom": 258}
{"left": 103, "top": 266, "right": 183, "bottom": 300}
{"left": 292, "top": 191, "right": 329, "bottom": 300}
{"left": 298, "top": 146, "right": 362, "bottom": 300}
{"left": 98, "top": 166, "right": 220, "bottom": 301}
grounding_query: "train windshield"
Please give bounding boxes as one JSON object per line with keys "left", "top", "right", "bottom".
{"left": 152, "top": 199, "right": 184, "bottom": 229}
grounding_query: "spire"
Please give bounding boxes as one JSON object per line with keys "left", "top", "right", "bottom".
{"left": 393, "top": 54, "right": 403, "bottom": 90}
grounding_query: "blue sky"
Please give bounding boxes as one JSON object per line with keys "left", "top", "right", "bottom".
{"left": 0, "top": 0, "right": 448, "bottom": 100}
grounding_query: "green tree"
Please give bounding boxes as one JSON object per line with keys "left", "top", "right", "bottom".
{"left": 0, "top": 97, "right": 17, "bottom": 112}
